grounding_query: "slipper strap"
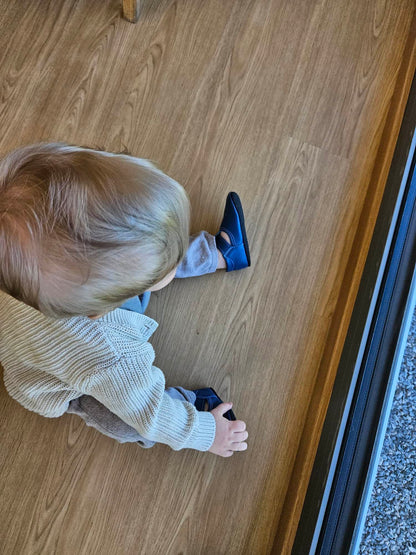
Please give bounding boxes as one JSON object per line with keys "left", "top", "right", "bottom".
{"left": 215, "top": 233, "right": 237, "bottom": 272}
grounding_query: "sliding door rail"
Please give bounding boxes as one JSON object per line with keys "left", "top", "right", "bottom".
{"left": 293, "top": 76, "right": 416, "bottom": 554}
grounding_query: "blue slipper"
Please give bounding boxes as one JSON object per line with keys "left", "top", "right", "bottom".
{"left": 193, "top": 387, "right": 236, "bottom": 421}
{"left": 215, "top": 192, "right": 251, "bottom": 272}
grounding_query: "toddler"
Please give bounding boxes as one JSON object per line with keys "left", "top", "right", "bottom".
{"left": 0, "top": 143, "right": 250, "bottom": 457}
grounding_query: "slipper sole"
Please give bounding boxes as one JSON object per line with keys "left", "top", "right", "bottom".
{"left": 228, "top": 192, "right": 251, "bottom": 267}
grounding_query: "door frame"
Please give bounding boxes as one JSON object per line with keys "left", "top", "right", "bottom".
{"left": 293, "top": 74, "right": 416, "bottom": 554}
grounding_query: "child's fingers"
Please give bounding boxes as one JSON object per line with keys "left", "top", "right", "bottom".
{"left": 232, "top": 430, "right": 248, "bottom": 442}
{"left": 212, "top": 402, "right": 233, "bottom": 416}
{"left": 220, "top": 402, "right": 233, "bottom": 415}
{"left": 232, "top": 442, "right": 248, "bottom": 452}
{"left": 232, "top": 420, "right": 246, "bottom": 432}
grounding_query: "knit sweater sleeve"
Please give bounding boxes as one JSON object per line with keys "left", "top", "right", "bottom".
{"left": 76, "top": 342, "right": 216, "bottom": 452}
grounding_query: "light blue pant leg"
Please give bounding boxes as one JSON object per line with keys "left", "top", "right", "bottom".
{"left": 175, "top": 231, "right": 218, "bottom": 278}
{"left": 66, "top": 387, "right": 197, "bottom": 447}
{"left": 120, "top": 232, "right": 218, "bottom": 315}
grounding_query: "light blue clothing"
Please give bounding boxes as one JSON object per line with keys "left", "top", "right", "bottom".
{"left": 120, "top": 291, "right": 151, "bottom": 314}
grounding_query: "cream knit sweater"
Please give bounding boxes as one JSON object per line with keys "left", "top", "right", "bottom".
{"left": 0, "top": 292, "right": 216, "bottom": 451}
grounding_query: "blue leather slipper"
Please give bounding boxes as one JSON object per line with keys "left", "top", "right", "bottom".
{"left": 193, "top": 387, "right": 236, "bottom": 421}
{"left": 215, "top": 192, "right": 251, "bottom": 272}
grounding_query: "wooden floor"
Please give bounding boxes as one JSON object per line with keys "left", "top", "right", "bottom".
{"left": 1, "top": 1, "right": 415, "bottom": 553}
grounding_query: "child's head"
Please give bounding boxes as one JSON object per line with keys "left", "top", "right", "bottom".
{"left": 0, "top": 143, "right": 190, "bottom": 318}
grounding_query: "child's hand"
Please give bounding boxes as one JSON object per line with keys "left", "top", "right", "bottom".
{"left": 208, "top": 403, "right": 248, "bottom": 457}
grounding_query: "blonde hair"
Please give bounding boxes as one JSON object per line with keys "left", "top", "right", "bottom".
{"left": 0, "top": 143, "right": 190, "bottom": 318}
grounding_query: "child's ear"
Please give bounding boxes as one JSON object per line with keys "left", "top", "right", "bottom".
{"left": 88, "top": 314, "right": 103, "bottom": 320}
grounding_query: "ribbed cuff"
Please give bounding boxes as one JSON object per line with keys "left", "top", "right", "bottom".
{"left": 206, "top": 232, "right": 219, "bottom": 274}
{"left": 183, "top": 411, "right": 216, "bottom": 451}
